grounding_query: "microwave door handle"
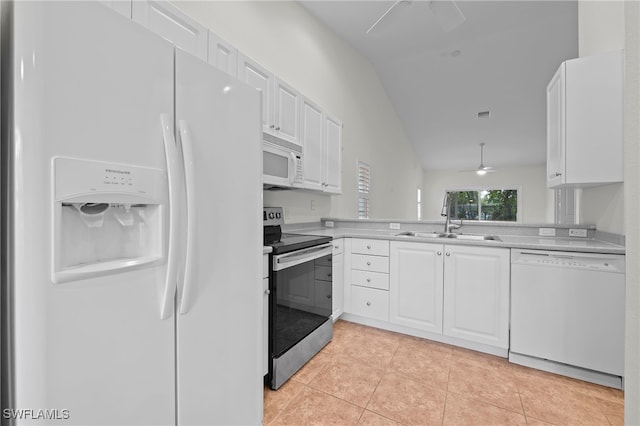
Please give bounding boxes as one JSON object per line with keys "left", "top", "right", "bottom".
{"left": 159, "top": 113, "right": 180, "bottom": 320}
{"left": 288, "top": 152, "right": 296, "bottom": 185}
{"left": 273, "top": 243, "right": 333, "bottom": 271}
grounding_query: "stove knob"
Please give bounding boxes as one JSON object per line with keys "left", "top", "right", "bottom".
{"left": 276, "top": 212, "right": 282, "bottom": 219}
{"left": 268, "top": 212, "right": 275, "bottom": 219}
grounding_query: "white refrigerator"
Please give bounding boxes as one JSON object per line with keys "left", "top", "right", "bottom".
{"left": 1, "top": 2, "right": 263, "bottom": 425}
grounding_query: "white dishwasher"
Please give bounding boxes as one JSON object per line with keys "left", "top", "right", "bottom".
{"left": 510, "top": 249, "right": 625, "bottom": 388}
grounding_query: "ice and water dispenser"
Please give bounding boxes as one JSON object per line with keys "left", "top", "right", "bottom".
{"left": 52, "top": 157, "right": 167, "bottom": 283}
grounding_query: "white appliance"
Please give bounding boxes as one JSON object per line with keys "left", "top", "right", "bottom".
{"left": 1, "top": 2, "right": 263, "bottom": 425}
{"left": 510, "top": 249, "right": 625, "bottom": 389}
{"left": 263, "top": 133, "right": 304, "bottom": 188}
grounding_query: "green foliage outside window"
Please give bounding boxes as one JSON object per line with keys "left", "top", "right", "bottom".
{"left": 447, "top": 189, "right": 517, "bottom": 222}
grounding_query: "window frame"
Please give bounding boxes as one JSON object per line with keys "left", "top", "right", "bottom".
{"left": 357, "top": 161, "right": 371, "bottom": 220}
{"left": 443, "top": 186, "right": 522, "bottom": 223}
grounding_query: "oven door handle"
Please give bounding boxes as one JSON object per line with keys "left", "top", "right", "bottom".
{"left": 273, "top": 243, "right": 333, "bottom": 271}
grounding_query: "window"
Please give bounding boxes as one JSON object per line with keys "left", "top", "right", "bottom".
{"left": 357, "top": 162, "right": 370, "bottom": 219}
{"left": 416, "top": 188, "right": 422, "bottom": 220}
{"left": 445, "top": 189, "right": 519, "bottom": 222}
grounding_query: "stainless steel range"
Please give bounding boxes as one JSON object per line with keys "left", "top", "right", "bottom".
{"left": 263, "top": 207, "right": 333, "bottom": 389}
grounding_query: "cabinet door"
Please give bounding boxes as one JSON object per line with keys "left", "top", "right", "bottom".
{"left": 237, "top": 53, "right": 272, "bottom": 131}
{"left": 132, "top": 0, "right": 208, "bottom": 61}
{"left": 547, "top": 63, "right": 566, "bottom": 187}
{"left": 324, "top": 115, "right": 342, "bottom": 194}
{"left": 208, "top": 32, "right": 237, "bottom": 77}
{"left": 443, "top": 245, "right": 510, "bottom": 349}
{"left": 301, "top": 97, "right": 324, "bottom": 191}
{"left": 273, "top": 78, "right": 300, "bottom": 144}
{"left": 389, "top": 242, "right": 444, "bottom": 333}
{"left": 332, "top": 252, "right": 344, "bottom": 320}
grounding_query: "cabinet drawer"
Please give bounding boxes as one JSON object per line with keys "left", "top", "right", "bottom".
{"left": 351, "top": 286, "right": 389, "bottom": 321}
{"left": 314, "top": 280, "right": 332, "bottom": 311}
{"left": 315, "top": 256, "right": 332, "bottom": 267}
{"left": 352, "top": 270, "right": 389, "bottom": 290}
{"left": 351, "top": 239, "right": 389, "bottom": 256}
{"left": 315, "top": 265, "right": 333, "bottom": 282}
{"left": 352, "top": 254, "right": 389, "bottom": 273}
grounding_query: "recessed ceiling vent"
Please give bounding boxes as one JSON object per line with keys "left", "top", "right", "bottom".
{"left": 477, "top": 110, "right": 491, "bottom": 119}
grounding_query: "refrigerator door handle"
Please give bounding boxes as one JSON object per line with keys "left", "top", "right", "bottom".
{"left": 178, "top": 119, "right": 197, "bottom": 315}
{"left": 160, "top": 113, "right": 180, "bottom": 320}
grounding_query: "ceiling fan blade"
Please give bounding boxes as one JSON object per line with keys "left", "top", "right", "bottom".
{"left": 366, "top": 0, "right": 408, "bottom": 34}
{"left": 428, "top": 0, "right": 466, "bottom": 32}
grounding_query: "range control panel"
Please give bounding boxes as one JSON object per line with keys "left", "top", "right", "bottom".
{"left": 263, "top": 207, "right": 284, "bottom": 227}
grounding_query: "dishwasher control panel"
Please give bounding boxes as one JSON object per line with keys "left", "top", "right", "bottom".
{"left": 511, "top": 250, "right": 625, "bottom": 273}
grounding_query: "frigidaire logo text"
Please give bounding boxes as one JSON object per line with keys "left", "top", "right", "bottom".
{"left": 105, "top": 168, "right": 131, "bottom": 175}
{"left": 2, "top": 408, "right": 70, "bottom": 420}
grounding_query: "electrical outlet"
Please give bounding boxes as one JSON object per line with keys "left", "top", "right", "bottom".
{"left": 539, "top": 227, "right": 556, "bottom": 237}
{"left": 310, "top": 200, "right": 316, "bottom": 211}
{"left": 325, "top": 221, "right": 334, "bottom": 228}
{"left": 569, "top": 228, "right": 588, "bottom": 237}
{"left": 389, "top": 223, "right": 401, "bottom": 230}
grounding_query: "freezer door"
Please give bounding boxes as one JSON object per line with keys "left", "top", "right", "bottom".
{"left": 175, "top": 50, "right": 263, "bottom": 425}
{"left": 7, "top": 3, "right": 175, "bottom": 424}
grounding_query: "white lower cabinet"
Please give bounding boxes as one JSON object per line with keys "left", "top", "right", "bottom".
{"left": 331, "top": 239, "right": 345, "bottom": 320}
{"left": 389, "top": 241, "right": 443, "bottom": 334}
{"left": 442, "top": 245, "right": 510, "bottom": 349}
{"left": 388, "top": 241, "right": 510, "bottom": 350}
{"left": 351, "top": 285, "right": 389, "bottom": 321}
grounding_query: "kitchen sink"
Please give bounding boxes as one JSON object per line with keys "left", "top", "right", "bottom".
{"left": 453, "top": 234, "right": 502, "bottom": 241}
{"left": 396, "top": 231, "right": 501, "bottom": 242}
{"left": 396, "top": 231, "right": 447, "bottom": 238}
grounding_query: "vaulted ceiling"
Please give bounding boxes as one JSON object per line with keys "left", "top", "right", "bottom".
{"left": 299, "top": 1, "right": 578, "bottom": 171}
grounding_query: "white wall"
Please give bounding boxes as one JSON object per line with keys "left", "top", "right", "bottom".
{"left": 623, "top": 2, "right": 640, "bottom": 424}
{"left": 173, "top": 1, "right": 423, "bottom": 223}
{"left": 422, "top": 164, "right": 552, "bottom": 224}
{"left": 578, "top": 1, "right": 625, "bottom": 234}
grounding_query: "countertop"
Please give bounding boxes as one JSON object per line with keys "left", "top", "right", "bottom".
{"left": 282, "top": 227, "right": 625, "bottom": 255}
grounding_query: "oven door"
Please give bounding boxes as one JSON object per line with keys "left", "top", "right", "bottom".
{"left": 270, "top": 243, "right": 333, "bottom": 359}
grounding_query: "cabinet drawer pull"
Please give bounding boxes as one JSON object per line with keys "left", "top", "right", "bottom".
{"left": 437, "top": 251, "right": 442, "bottom": 256}
{"left": 366, "top": 278, "right": 371, "bottom": 283}
{"left": 366, "top": 261, "right": 371, "bottom": 266}
{"left": 366, "top": 245, "right": 371, "bottom": 249}
{"left": 264, "top": 289, "right": 270, "bottom": 295}
{"left": 366, "top": 301, "right": 371, "bottom": 306}
{"left": 446, "top": 252, "right": 451, "bottom": 257}
{"left": 327, "top": 295, "right": 332, "bottom": 299}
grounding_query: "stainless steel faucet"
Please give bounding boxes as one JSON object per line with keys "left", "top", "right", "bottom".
{"left": 441, "top": 192, "right": 461, "bottom": 234}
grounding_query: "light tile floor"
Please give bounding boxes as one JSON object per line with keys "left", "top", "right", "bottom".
{"left": 264, "top": 320, "right": 624, "bottom": 425}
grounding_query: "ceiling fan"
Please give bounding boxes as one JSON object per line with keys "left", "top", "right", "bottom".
{"left": 460, "top": 143, "right": 496, "bottom": 175}
{"left": 366, "top": 0, "right": 466, "bottom": 35}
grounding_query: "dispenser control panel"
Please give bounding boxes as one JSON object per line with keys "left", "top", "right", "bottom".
{"left": 54, "top": 157, "right": 165, "bottom": 203}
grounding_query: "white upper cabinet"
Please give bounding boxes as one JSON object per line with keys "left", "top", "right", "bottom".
{"left": 100, "top": 1, "right": 131, "bottom": 18}
{"left": 547, "top": 50, "right": 623, "bottom": 188}
{"left": 132, "top": 0, "right": 208, "bottom": 61}
{"left": 300, "top": 98, "right": 342, "bottom": 193}
{"left": 237, "top": 54, "right": 300, "bottom": 145}
{"left": 237, "top": 53, "right": 272, "bottom": 131}
{"left": 301, "top": 97, "right": 324, "bottom": 191}
{"left": 273, "top": 78, "right": 300, "bottom": 144}
{"left": 442, "top": 245, "right": 510, "bottom": 349}
{"left": 208, "top": 32, "right": 237, "bottom": 76}
{"left": 324, "top": 114, "right": 342, "bottom": 194}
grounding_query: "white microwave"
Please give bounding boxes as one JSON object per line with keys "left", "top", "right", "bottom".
{"left": 263, "top": 133, "right": 304, "bottom": 188}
